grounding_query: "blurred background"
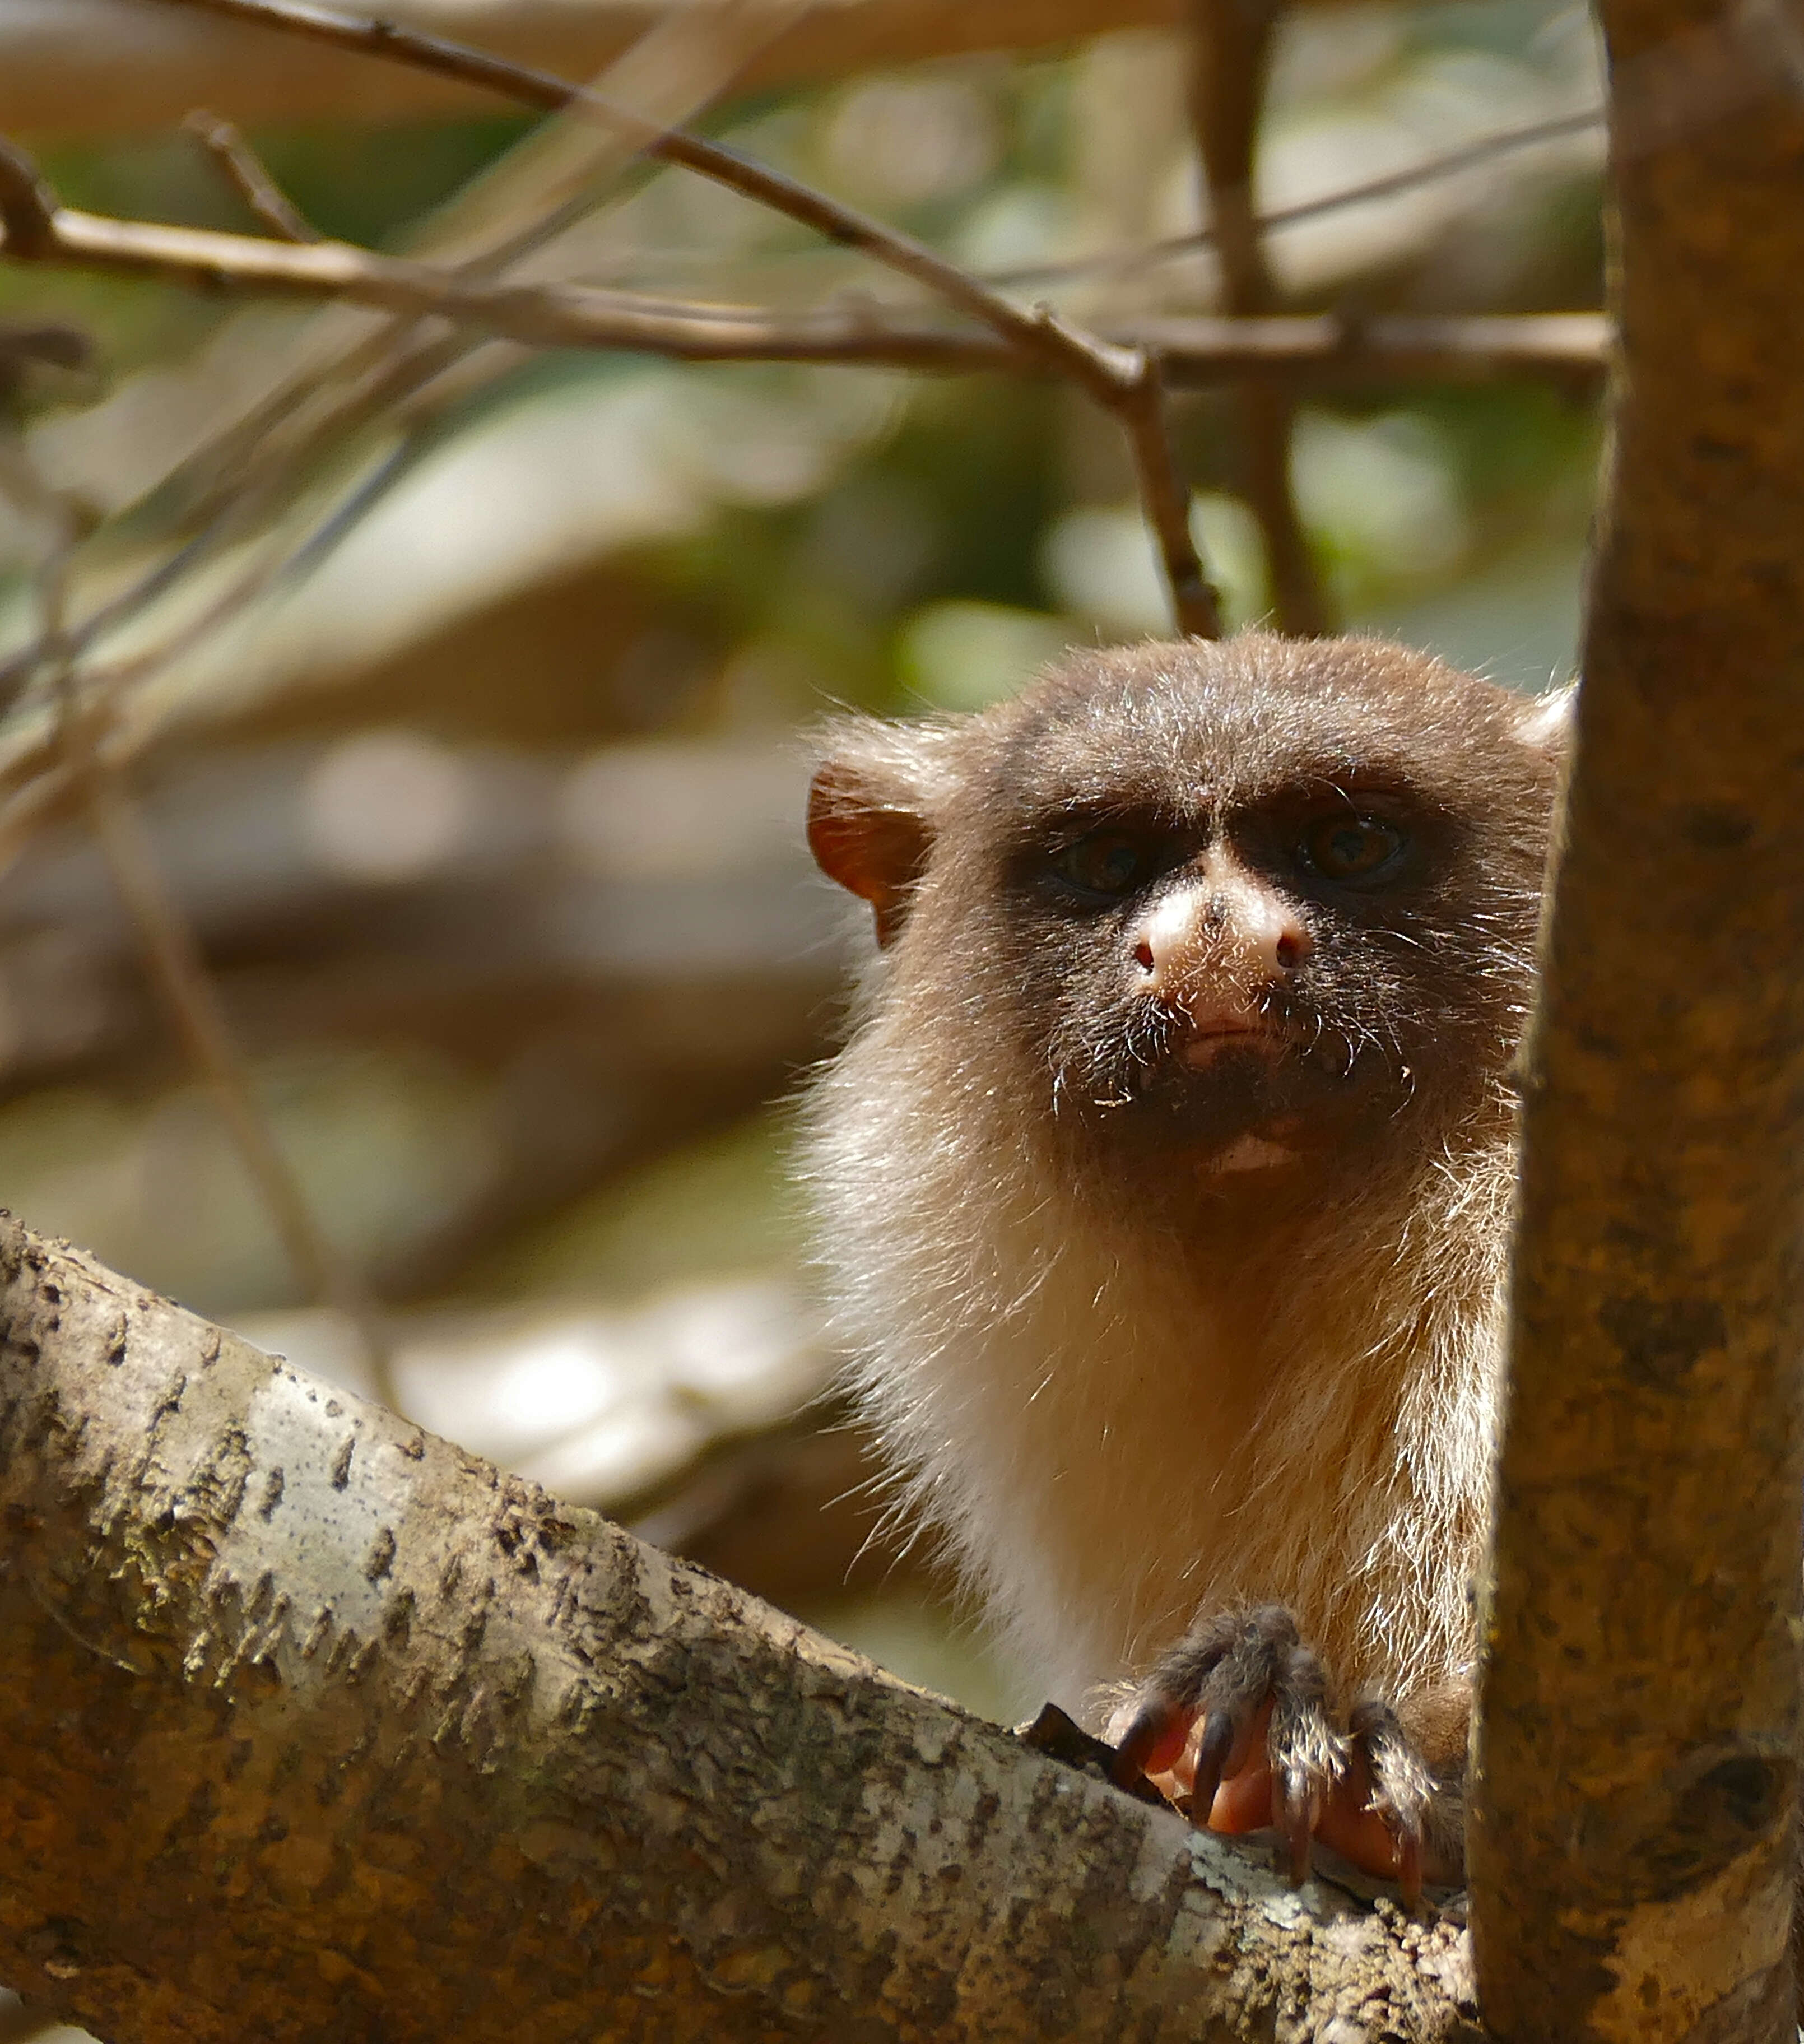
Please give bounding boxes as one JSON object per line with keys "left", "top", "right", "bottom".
{"left": 0, "top": 0, "right": 1603, "bottom": 1777}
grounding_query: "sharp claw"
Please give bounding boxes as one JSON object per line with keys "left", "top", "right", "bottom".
{"left": 1188, "top": 1708, "right": 1236, "bottom": 1819}
{"left": 1281, "top": 1789, "right": 1314, "bottom": 1886}
{"left": 1127, "top": 1613, "right": 1457, "bottom": 1900}
{"left": 1109, "top": 1702, "right": 1169, "bottom": 1789}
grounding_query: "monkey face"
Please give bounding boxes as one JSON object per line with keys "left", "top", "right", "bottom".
{"left": 1006, "top": 798, "right": 1436, "bottom": 1173}
{"left": 810, "top": 632, "right": 1564, "bottom": 1209}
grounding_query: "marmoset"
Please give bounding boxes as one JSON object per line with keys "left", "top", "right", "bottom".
{"left": 803, "top": 631, "right": 1569, "bottom": 1894}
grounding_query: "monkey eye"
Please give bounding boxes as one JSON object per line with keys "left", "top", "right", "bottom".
{"left": 1049, "top": 827, "right": 1159, "bottom": 899}
{"left": 1299, "top": 813, "right": 1407, "bottom": 882}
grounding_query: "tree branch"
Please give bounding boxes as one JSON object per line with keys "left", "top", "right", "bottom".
{"left": 0, "top": 181, "right": 1610, "bottom": 383}
{"left": 1469, "top": 3, "right": 1804, "bottom": 2037}
{"left": 147, "top": 0, "right": 1221, "bottom": 633}
{"left": 0, "top": 1214, "right": 1476, "bottom": 2042}
{"left": 993, "top": 107, "right": 1605, "bottom": 290}
{"left": 79, "top": 765, "right": 401, "bottom": 1400}
{"left": 1188, "top": 0, "right": 1330, "bottom": 635}
{"left": 0, "top": 117, "right": 1601, "bottom": 854}
{"left": 181, "top": 109, "right": 320, "bottom": 242}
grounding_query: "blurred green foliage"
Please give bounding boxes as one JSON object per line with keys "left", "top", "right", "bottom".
{"left": 0, "top": 0, "right": 1612, "bottom": 1745}
{"left": 473, "top": 1109, "right": 806, "bottom": 1303}
{"left": 0, "top": 0, "right": 1604, "bottom": 1307}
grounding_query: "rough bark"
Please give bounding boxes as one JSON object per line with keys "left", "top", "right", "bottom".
{"left": 1468, "top": 5, "right": 1804, "bottom": 2040}
{"left": 0, "top": 1215, "right": 1475, "bottom": 2043}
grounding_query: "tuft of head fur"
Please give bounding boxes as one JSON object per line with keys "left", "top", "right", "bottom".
{"left": 802, "top": 633, "right": 1564, "bottom": 1724}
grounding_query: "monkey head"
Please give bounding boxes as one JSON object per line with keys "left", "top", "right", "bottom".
{"left": 810, "top": 633, "right": 1566, "bottom": 1222}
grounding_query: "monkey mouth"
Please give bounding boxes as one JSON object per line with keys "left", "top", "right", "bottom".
{"left": 1089, "top": 1000, "right": 1405, "bottom": 1172}
{"left": 1178, "top": 1019, "right": 1291, "bottom": 1069}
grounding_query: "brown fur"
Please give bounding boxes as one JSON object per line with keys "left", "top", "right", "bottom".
{"left": 803, "top": 633, "right": 1564, "bottom": 1751}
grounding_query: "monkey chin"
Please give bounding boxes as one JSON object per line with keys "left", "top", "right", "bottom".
{"left": 1106, "top": 1035, "right": 1404, "bottom": 1191}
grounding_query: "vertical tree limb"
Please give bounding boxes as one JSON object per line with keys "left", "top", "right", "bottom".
{"left": 1469, "top": 5, "right": 1804, "bottom": 2038}
{"left": 1188, "top": 0, "right": 1329, "bottom": 635}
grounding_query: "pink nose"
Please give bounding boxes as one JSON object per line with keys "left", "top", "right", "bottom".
{"left": 1130, "top": 875, "right": 1312, "bottom": 993}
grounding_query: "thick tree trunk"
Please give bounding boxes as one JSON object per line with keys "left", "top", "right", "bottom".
{"left": 0, "top": 1216, "right": 1473, "bottom": 2043}
{"left": 1468, "top": 4, "right": 1804, "bottom": 2039}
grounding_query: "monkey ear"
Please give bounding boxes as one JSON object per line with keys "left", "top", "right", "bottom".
{"left": 808, "top": 722, "right": 960, "bottom": 948}
{"left": 1514, "top": 679, "right": 1577, "bottom": 754}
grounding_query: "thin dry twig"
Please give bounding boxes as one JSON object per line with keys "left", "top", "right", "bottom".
{"left": 154, "top": 0, "right": 1222, "bottom": 634}
{"left": 0, "top": 7, "right": 801, "bottom": 833}
{"left": 0, "top": 300, "right": 1605, "bottom": 760}
{"left": 2, "top": 192, "right": 1610, "bottom": 382}
{"left": 0, "top": 4, "right": 1607, "bottom": 780}
{"left": 81, "top": 768, "right": 405, "bottom": 1408}
{"left": 988, "top": 106, "right": 1607, "bottom": 290}
{"left": 0, "top": 2, "right": 1616, "bottom": 672}
{"left": 0, "top": 333, "right": 473, "bottom": 754}
{"left": 183, "top": 108, "right": 321, "bottom": 242}
{"left": 1189, "top": 0, "right": 1329, "bottom": 636}
{"left": 150, "top": 0, "right": 812, "bottom": 533}
{"left": 1033, "top": 0, "right": 1783, "bottom": 301}
{"left": 0, "top": 150, "right": 1607, "bottom": 796}
{"left": 10, "top": 480, "right": 404, "bottom": 1411}
{"left": 108, "top": 0, "right": 799, "bottom": 638}
{"left": 0, "top": 309, "right": 1603, "bottom": 865}
{"left": 0, "top": 132, "right": 1604, "bottom": 778}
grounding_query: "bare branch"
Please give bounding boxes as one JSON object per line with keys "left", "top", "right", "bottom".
{"left": 0, "top": 1213, "right": 1480, "bottom": 2043}
{"left": 0, "top": 321, "right": 1600, "bottom": 880}
{"left": 1112, "top": 363, "right": 1221, "bottom": 637}
{"left": 115, "top": 0, "right": 814, "bottom": 648}
{"left": 151, "top": 0, "right": 1222, "bottom": 632}
{"left": 1188, "top": 0, "right": 1329, "bottom": 636}
{"left": 992, "top": 106, "right": 1606, "bottom": 291}
{"left": 1141, "top": 311, "right": 1607, "bottom": 387}
{"left": 78, "top": 766, "right": 403, "bottom": 1406}
{"left": 996, "top": 14, "right": 1776, "bottom": 301}
{"left": 145, "top": 0, "right": 1091, "bottom": 351}
{"left": 1, "top": 184, "right": 1614, "bottom": 382}
{"left": 182, "top": 108, "right": 320, "bottom": 241}
{"left": 17, "top": 487, "right": 402, "bottom": 1409}
{"left": 0, "top": 142, "right": 1602, "bottom": 676}
{"left": 0, "top": 123, "right": 1602, "bottom": 825}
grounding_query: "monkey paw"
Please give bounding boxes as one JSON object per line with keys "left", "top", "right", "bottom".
{"left": 1104, "top": 1605, "right": 1461, "bottom": 1904}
